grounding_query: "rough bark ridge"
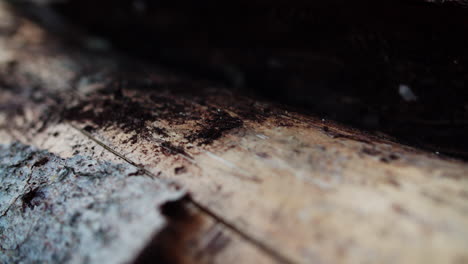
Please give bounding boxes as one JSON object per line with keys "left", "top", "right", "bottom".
{"left": 0, "top": 142, "right": 185, "bottom": 263}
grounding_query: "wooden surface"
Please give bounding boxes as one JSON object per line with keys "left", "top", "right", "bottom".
{"left": 1, "top": 3, "right": 468, "bottom": 263}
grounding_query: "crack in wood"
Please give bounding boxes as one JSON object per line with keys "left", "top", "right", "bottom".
{"left": 68, "top": 121, "right": 295, "bottom": 264}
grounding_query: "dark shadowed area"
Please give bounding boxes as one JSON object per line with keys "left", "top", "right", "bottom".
{"left": 10, "top": 0, "right": 468, "bottom": 159}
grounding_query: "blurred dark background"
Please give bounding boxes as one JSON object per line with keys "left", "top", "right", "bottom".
{"left": 11, "top": 0, "right": 468, "bottom": 159}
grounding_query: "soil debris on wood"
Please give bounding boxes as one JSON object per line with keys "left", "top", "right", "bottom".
{"left": 63, "top": 84, "right": 249, "bottom": 147}
{"left": 174, "top": 166, "right": 187, "bottom": 175}
{"left": 187, "top": 109, "right": 244, "bottom": 145}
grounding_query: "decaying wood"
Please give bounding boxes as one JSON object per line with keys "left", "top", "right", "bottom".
{"left": 0, "top": 123, "right": 273, "bottom": 264}
{"left": 1, "top": 3, "right": 468, "bottom": 264}
{"left": 0, "top": 4, "right": 275, "bottom": 264}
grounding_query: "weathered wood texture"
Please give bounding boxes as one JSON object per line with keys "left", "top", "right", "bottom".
{"left": 0, "top": 4, "right": 275, "bottom": 264}
{"left": 1, "top": 3, "right": 468, "bottom": 264}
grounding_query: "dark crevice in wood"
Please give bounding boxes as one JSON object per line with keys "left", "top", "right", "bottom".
{"left": 133, "top": 196, "right": 204, "bottom": 264}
